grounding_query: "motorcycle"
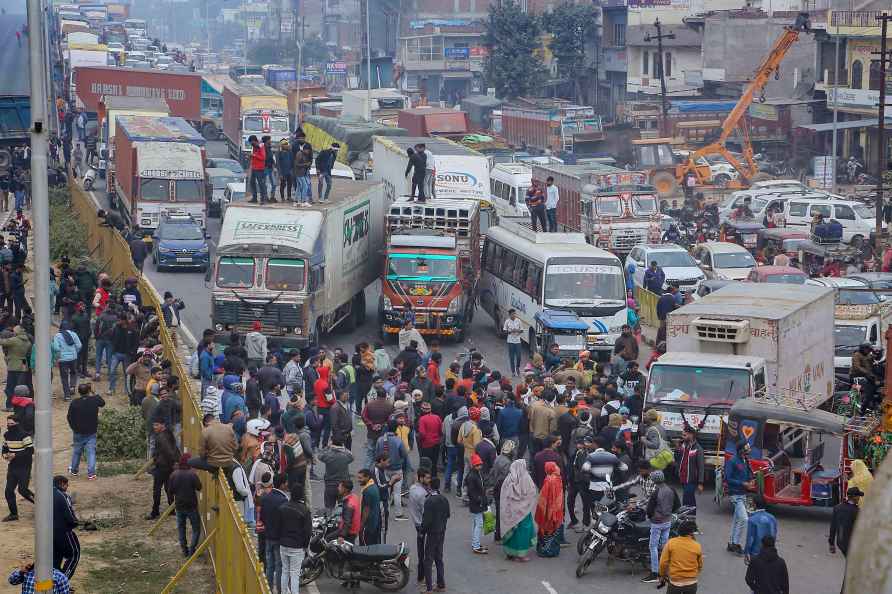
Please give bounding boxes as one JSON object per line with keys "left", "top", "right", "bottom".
{"left": 83, "top": 164, "right": 97, "bottom": 190}
{"left": 300, "top": 514, "right": 410, "bottom": 591}
{"left": 575, "top": 477, "right": 697, "bottom": 578}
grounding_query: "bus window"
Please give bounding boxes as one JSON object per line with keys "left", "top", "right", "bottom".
{"left": 502, "top": 251, "right": 516, "bottom": 284}
{"left": 513, "top": 258, "right": 529, "bottom": 288}
{"left": 526, "top": 264, "right": 542, "bottom": 300}
{"left": 509, "top": 187, "right": 517, "bottom": 206}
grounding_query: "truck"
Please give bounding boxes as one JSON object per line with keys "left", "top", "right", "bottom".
{"left": 579, "top": 175, "right": 663, "bottom": 255}
{"left": 262, "top": 64, "right": 298, "bottom": 91}
{"left": 67, "top": 43, "right": 109, "bottom": 70}
{"left": 200, "top": 75, "right": 232, "bottom": 140}
{"left": 501, "top": 99, "right": 603, "bottom": 154}
{"left": 397, "top": 108, "right": 470, "bottom": 139}
{"left": 341, "top": 88, "right": 409, "bottom": 123}
{"left": 113, "top": 116, "right": 208, "bottom": 232}
{"left": 834, "top": 302, "right": 892, "bottom": 377}
{"left": 211, "top": 181, "right": 387, "bottom": 347}
{"left": 372, "top": 136, "right": 491, "bottom": 206}
{"left": 645, "top": 283, "right": 835, "bottom": 462}
{"left": 0, "top": 97, "right": 30, "bottom": 176}
{"left": 74, "top": 66, "right": 202, "bottom": 121}
{"left": 302, "top": 115, "right": 407, "bottom": 179}
{"left": 97, "top": 96, "right": 170, "bottom": 184}
{"left": 379, "top": 197, "right": 481, "bottom": 342}
{"left": 222, "top": 83, "right": 290, "bottom": 165}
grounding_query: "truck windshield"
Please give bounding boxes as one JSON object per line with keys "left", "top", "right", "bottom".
{"left": 834, "top": 324, "right": 867, "bottom": 355}
{"left": 544, "top": 263, "right": 625, "bottom": 302}
{"left": 140, "top": 179, "right": 169, "bottom": 201}
{"left": 266, "top": 258, "right": 306, "bottom": 291}
{"left": 216, "top": 257, "right": 254, "bottom": 288}
{"left": 763, "top": 273, "right": 806, "bottom": 284}
{"left": 596, "top": 197, "right": 623, "bottom": 217}
{"left": 387, "top": 254, "right": 457, "bottom": 281}
{"left": 175, "top": 180, "right": 203, "bottom": 202}
{"left": 837, "top": 290, "right": 879, "bottom": 306}
{"left": 631, "top": 195, "right": 658, "bottom": 215}
{"left": 243, "top": 116, "right": 289, "bottom": 132}
{"left": 647, "top": 365, "right": 751, "bottom": 404}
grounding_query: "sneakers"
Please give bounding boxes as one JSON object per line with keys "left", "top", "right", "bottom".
{"left": 393, "top": 514, "right": 409, "bottom": 522}
{"left": 87, "top": 474, "right": 97, "bottom": 481}
{"left": 2, "top": 514, "right": 19, "bottom": 522}
{"left": 145, "top": 512, "right": 160, "bottom": 521}
{"left": 641, "top": 572, "right": 660, "bottom": 583}
{"left": 727, "top": 543, "right": 744, "bottom": 555}
{"left": 68, "top": 468, "right": 78, "bottom": 476}
{"left": 472, "top": 547, "right": 488, "bottom": 555}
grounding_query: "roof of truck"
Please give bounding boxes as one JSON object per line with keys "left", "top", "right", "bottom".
{"left": 531, "top": 162, "right": 625, "bottom": 177}
{"left": 134, "top": 142, "right": 204, "bottom": 177}
{"left": 117, "top": 115, "right": 205, "bottom": 144}
{"left": 654, "top": 352, "right": 766, "bottom": 368}
{"left": 672, "top": 283, "right": 834, "bottom": 321}
{"left": 102, "top": 96, "right": 170, "bottom": 111}
{"left": 377, "top": 136, "right": 482, "bottom": 156}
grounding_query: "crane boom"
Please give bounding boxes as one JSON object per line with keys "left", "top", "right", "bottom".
{"left": 683, "top": 12, "right": 811, "bottom": 185}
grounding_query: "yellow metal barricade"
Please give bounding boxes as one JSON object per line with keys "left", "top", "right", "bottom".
{"left": 635, "top": 286, "right": 660, "bottom": 328}
{"left": 69, "top": 182, "right": 270, "bottom": 593}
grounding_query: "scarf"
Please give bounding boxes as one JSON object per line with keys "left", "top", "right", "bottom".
{"left": 849, "top": 459, "right": 873, "bottom": 505}
{"left": 535, "top": 461, "right": 564, "bottom": 536}
{"left": 499, "top": 459, "right": 538, "bottom": 535}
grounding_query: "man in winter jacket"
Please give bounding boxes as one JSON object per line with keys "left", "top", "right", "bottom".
{"left": 417, "top": 402, "right": 442, "bottom": 478}
{"left": 66, "top": 383, "right": 105, "bottom": 479}
{"left": 244, "top": 321, "right": 267, "bottom": 370}
{"left": 315, "top": 143, "right": 339, "bottom": 201}
{"left": 168, "top": 454, "right": 203, "bottom": 557}
{"left": 745, "top": 497, "right": 778, "bottom": 560}
{"left": 318, "top": 438, "right": 353, "bottom": 512}
{"left": 375, "top": 419, "right": 409, "bottom": 520}
{"left": 148, "top": 418, "right": 180, "bottom": 519}
{"left": 2, "top": 414, "right": 34, "bottom": 521}
{"left": 745, "top": 535, "right": 789, "bottom": 594}
{"left": 262, "top": 136, "right": 277, "bottom": 199}
{"left": 276, "top": 487, "right": 312, "bottom": 594}
{"left": 92, "top": 306, "right": 117, "bottom": 381}
{"left": 247, "top": 135, "right": 268, "bottom": 204}
{"left": 1, "top": 326, "right": 31, "bottom": 410}
{"left": 724, "top": 442, "right": 755, "bottom": 555}
{"left": 422, "top": 477, "right": 450, "bottom": 591}
{"left": 642, "top": 470, "right": 680, "bottom": 583}
{"left": 465, "top": 454, "right": 488, "bottom": 553}
{"left": 259, "top": 474, "right": 289, "bottom": 588}
{"left": 277, "top": 139, "right": 295, "bottom": 201}
{"left": 677, "top": 426, "right": 705, "bottom": 509}
{"left": 329, "top": 389, "right": 352, "bottom": 449}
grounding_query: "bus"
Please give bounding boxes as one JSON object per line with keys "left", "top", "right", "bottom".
{"left": 479, "top": 218, "right": 628, "bottom": 360}
{"left": 489, "top": 162, "right": 531, "bottom": 216}
{"left": 124, "top": 18, "right": 147, "bottom": 33}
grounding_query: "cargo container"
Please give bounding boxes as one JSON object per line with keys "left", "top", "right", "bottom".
{"left": 211, "top": 181, "right": 387, "bottom": 347}
{"left": 302, "top": 115, "right": 407, "bottom": 179}
{"left": 200, "top": 75, "right": 233, "bottom": 140}
{"left": 502, "top": 99, "right": 603, "bottom": 154}
{"left": 74, "top": 66, "right": 202, "bottom": 121}
{"left": 113, "top": 116, "right": 207, "bottom": 232}
{"left": 262, "top": 64, "right": 298, "bottom": 91}
{"left": 96, "top": 96, "right": 170, "bottom": 185}
{"left": 397, "top": 108, "right": 470, "bottom": 139}
{"left": 342, "top": 88, "right": 409, "bottom": 122}
{"left": 222, "top": 83, "right": 290, "bottom": 164}
{"left": 67, "top": 44, "right": 109, "bottom": 70}
{"left": 646, "top": 283, "right": 835, "bottom": 460}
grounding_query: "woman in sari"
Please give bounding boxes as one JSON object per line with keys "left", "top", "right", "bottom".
{"left": 535, "top": 461, "right": 565, "bottom": 557}
{"left": 499, "top": 459, "right": 538, "bottom": 561}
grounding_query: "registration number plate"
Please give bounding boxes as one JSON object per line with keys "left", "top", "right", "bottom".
{"left": 176, "top": 257, "right": 192, "bottom": 263}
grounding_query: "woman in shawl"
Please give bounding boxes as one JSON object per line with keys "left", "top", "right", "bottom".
{"left": 499, "top": 459, "right": 538, "bottom": 561}
{"left": 535, "top": 461, "right": 564, "bottom": 557}
{"left": 490, "top": 440, "right": 515, "bottom": 542}
{"left": 848, "top": 459, "right": 873, "bottom": 506}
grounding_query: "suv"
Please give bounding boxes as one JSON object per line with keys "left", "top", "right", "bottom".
{"left": 151, "top": 216, "right": 210, "bottom": 272}
{"left": 626, "top": 243, "right": 705, "bottom": 296}
{"left": 205, "top": 167, "right": 243, "bottom": 218}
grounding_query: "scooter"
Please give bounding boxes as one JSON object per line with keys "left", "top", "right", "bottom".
{"left": 83, "top": 164, "right": 97, "bottom": 190}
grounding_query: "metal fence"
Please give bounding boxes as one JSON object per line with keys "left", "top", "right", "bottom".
{"left": 635, "top": 286, "right": 660, "bottom": 327}
{"left": 68, "top": 182, "right": 270, "bottom": 593}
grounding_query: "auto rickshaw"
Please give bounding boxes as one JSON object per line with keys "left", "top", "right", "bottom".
{"left": 756, "top": 228, "right": 809, "bottom": 263}
{"left": 717, "top": 397, "right": 881, "bottom": 508}
{"left": 721, "top": 220, "right": 764, "bottom": 254}
{"left": 533, "top": 309, "right": 596, "bottom": 360}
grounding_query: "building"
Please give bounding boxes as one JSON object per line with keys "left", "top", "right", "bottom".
{"left": 625, "top": 21, "right": 703, "bottom": 98}
{"left": 597, "top": 0, "right": 628, "bottom": 120}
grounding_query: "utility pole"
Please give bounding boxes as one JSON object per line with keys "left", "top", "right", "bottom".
{"left": 645, "top": 19, "right": 674, "bottom": 137}
{"left": 26, "top": 0, "right": 53, "bottom": 589}
{"left": 874, "top": 14, "right": 890, "bottom": 265}
{"left": 830, "top": 21, "right": 839, "bottom": 195}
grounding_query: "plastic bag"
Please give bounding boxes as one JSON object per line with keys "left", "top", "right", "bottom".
{"left": 483, "top": 508, "right": 496, "bottom": 535}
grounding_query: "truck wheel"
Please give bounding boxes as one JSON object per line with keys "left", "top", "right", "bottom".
{"left": 651, "top": 171, "right": 680, "bottom": 198}
{"left": 201, "top": 122, "right": 217, "bottom": 140}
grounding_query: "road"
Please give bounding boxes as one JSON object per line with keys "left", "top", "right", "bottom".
{"left": 0, "top": 11, "right": 30, "bottom": 96}
{"left": 85, "top": 140, "right": 847, "bottom": 594}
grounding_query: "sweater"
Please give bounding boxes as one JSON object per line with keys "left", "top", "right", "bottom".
{"left": 318, "top": 446, "right": 354, "bottom": 486}
{"left": 745, "top": 545, "right": 789, "bottom": 594}
{"left": 422, "top": 492, "right": 450, "bottom": 533}
{"left": 276, "top": 499, "right": 312, "bottom": 549}
{"left": 659, "top": 535, "right": 702, "bottom": 585}
{"left": 66, "top": 394, "right": 105, "bottom": 435}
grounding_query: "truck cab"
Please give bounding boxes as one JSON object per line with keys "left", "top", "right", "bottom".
{"left": 581, "top": 184, "right": 662, "bottom": 254}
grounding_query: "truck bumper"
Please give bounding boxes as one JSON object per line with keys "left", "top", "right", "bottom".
{"left": 381, "top": 309, "right": 465, "bottom": 335}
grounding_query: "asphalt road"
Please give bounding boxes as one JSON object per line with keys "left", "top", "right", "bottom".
{"left": 85, "top": 140, "right": 848, "bottom": 594}
{"left": 0, "top": 12, "right": 30, "bottom": 96}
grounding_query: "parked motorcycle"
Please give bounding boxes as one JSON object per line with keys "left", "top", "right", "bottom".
{"left": 300, "top": 514, "right": 410, "bottom": 591}
{"left": 575, "top": 477, "right": 697, "bottom": 578}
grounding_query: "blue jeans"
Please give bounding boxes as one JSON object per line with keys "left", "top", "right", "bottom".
{"left": 317, "top": 172, "right": 332, "bottom": 201}
{"left": 682, "top": 483, "right": 698, "bottom": 507}
{"left": 507, "top": 342, "right": 522, "bottom": 375}
{"left": 70, "top": 433, "right": 97, "bottom": 476}
{"left": 546, "top": 208, "right": 557, "bottom": 232}
{"left": 316, "top": 407, "right": 331, "bottom": 448}
{"left": 730, "top": 494, "right": 749, "bottom": 546}
{"left": 471, "top": 512, "right": 484, "bottom": 550}
{"left": 108, "top": 352, "right": 129, "bottom": 393}
{"left": 649, "top": 521, "right": 671, "bottom": 573}
{"left": 265, "top": 540, "right": 282, "bottom": 589}
{"left": 444, "top": 446, "right": 463, "bottom": 492}
{"left": 296, "top": 175, "right": 311, "bottom": 202}
{"left": 249, "top": 169, "right": 269, "bottom": 202}
{"left": 94, "top": 339, "right": 112, "bottom": 377}
{"left": 176, "top": 509, "right": 201, "bottom": 554}
{"left": 14, "top": 191, "right": 24, "bottom": 211}
{"left": 264, "top": 167, "right": 276, "bottom": 194}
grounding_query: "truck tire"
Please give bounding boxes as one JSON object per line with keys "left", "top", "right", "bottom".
{"left": 201, "top": 122, "right": 217, "bottom": 140}
{"left": 651, "top": 171, "right": 680, "bottom": 198}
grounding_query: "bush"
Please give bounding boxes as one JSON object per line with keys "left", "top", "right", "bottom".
{"left": 49, "top": 187, "right": 88, "bottom": 262}
{"left": 97, "top": 406, "right": 147, "bottom": 461}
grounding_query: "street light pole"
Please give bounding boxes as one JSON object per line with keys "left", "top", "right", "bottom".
{"left": 365, "top": 0, "right": 372, "bottom": 120}
{"left": 296, "top": 32, "right": 303, "bottom": 129}
{"left": 26, "top": 0, "right": 53, "bottom": 587}
{"left": 830, "top": 24, "right": 839, "bottom": 194}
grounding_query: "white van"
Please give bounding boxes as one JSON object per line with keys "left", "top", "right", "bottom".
{"left": 783, "top": 197, "right": 880, "bottom": 245}
{"left": 719, "top": 190, "right": 832, "bottom": 223}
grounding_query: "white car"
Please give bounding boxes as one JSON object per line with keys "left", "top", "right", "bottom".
{"left": 691, "top": 242, "right": 756, "bottom": 281}
{"left": 626, "top": 243, "right": 705, "bottom": 296}
{"left": 221, "top": 181, "right": 246, "bottom": 219}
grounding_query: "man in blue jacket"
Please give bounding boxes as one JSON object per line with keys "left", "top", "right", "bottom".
{"left": 199, "top": 339, "right": 215, "bottom": 399}
{"left": 276, "top": 139, "right": 295, "bottom": 201}
{"left": 744, "top": 495, "right": 778, "bottom": 561}
{"left": 724, "top": 441, "right": 754, "bottom": 555}
{"left": 495, "top": 396, "right": 522, "bottom": 445}
{"left": 375, "top": 419, "right": 409, "bottom": 520}
{"left": 643, "top": 260, "right": 666, "bottom": 294}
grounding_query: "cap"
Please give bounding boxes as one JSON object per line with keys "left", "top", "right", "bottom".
{"left": 252, "top": 320, "right": 262, "bottom": 331}
{"left": 847, "top": 486, "right": 865, "bottom": 498}
{"left": 412, "top": 389, "right": 423, "bottom": 398}
{"left": 179, "top": 453, "right": 191, "bottom": 466}
{"left": 471, "top": 453, "right": 483, "bottom": 467}
{"left": 651, "top": 470, "right": 665, "bottom": 483}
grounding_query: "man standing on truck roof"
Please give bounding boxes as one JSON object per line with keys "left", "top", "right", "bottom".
{"left": 277, "top": 139, "right": 295, "bottom": 202}
{"left": 247, "top": 135, "right": 269, "bottom": 205}
{"left": 545, "top": 177, "right": 559, "bottom": 232}
{"left": 262, "top": 136, "right": 277, "bottom": 203}
{"left": 405, "top": 148, "right": 427, "bottom": 203}
{"left": 417, "top": 143, "right": 434, "bottom": 199}
{"left": 315, "top": 143, "right": 339, "bottom": 203}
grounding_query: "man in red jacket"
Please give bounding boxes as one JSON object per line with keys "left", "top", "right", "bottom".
{"left": 247, "top": 135, "right": 269, "bottom": 204}
{"left": 417, "top": 401, "right": 443, "bottom": 479}
{"left": 314, "top": 366, "right": 334, "bottom": 448}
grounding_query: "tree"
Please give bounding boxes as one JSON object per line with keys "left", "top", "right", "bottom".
{"left": 247, "top": 35, "right": 335, "bottom": 68}
{"left": 485, "top": 1, "right": 544, "bottom": 99}
{"left": 543, "top": 2, "right": 598, "bottom": 103}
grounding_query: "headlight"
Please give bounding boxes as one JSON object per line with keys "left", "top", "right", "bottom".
{"left": 214, "top": 323, "right": 223, "bottom": 331}
{"left": 382, "top": 296, "right": 392, "bottom": 310}
{"left": 198, "top": 245, "right": 209, "bottom": 253}
{"left": 158, "top": 246, "right": 173, "bottom": 253}
{"left": 294, "top": 327, "right": 302, "bottom": 335}
{"left": 446, "top": 297, "right": 461, "bottom": 314}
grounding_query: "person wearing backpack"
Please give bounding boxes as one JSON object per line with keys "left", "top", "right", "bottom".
{"left": 642, "top": 470, "right": 681, "bottom": 584}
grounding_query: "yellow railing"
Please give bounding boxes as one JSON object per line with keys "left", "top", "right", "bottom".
{"left": 69, "top": 182, "right": 270, "bottom": 593}
{"left": 635, "top": 286, "right": 660, "bottom": 328}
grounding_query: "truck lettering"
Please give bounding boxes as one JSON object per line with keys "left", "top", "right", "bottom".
{"left": 235, "top": 221, "right": 304, "bottom": 234}
{"left": 343, "top": 208, "right": 369, "bottom": 248}
{"left": 668, "top": 323, "right": 689, "bottom": 337}
{"left": 89, "top": 82, "right": 186, "bottom": 102}
{"left": 436, "top": 171, "right": 477, "bottom": 186}
{"left": 342, "top": 201, "right": 371, "bottom": 275}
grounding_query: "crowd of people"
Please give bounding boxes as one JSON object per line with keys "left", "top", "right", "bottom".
{"left": 246, "top": 130, "right": 340, "bottom": 206}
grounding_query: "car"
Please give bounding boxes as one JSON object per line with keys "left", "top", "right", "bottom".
{"left": 626, "top": 243, "right": 705, "bottom": 296}
{"left": 806, "top": 276, "right": 880, "bottom": 306}
{"left": 690, "top": 279, "right": 738, "bottom": 301}
{"left": 206, "top": 158, "right": 244, "bottom": 177}
{"left": 674, "top": 150, "right": 740, "bottom": 187}
{"left": 848, "top": 272, "right": 892, "bottom": 291}
{"left": 747, "top": 265, "right": 807, "bottom": 284}
{"left": 691, "top": 241, "right": 756, "bottom": 281}
{"left": 151, "top": 216, "right": 210, "bottom": 271}
{"left": 222, "top": 181, "right": 246, "bottom": 218}
{"left": 205, "top": 167, "right": 243, "bottom": 218}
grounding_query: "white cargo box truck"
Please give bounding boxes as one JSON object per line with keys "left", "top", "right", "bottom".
{"left": 645, "top": 283, "right": 835, "bottom": 458}
{"left": 211, "top": 180, "right": 387, "bottom": 347}
{"left": 372, "top": 136, "right": 491, "bottom": 206}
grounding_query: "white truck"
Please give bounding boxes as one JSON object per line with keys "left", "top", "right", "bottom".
{"left": 211, "top": 180, "right": 387, "bottom": 347}
{"left": 97, "top": 96, "right": 170, "bottom": 186}
{"left": 342, "top": 88, "right": 409, "bottom": 122}
{"left": 834, "top": 303, "right": 892, "bottom": 376}
{"left": 372, "top": 136, "right": 491, "bottom": 206}
{"left": 645, "top": 283, "right": 835, "bottom": 461}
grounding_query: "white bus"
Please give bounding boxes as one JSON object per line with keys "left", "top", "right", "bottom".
{"left": 124, "top": 18, "right": 148, "bottom": 33}
{"left": 489, "top": 163, "right": 531, "bottom": 216}
{"left": 479, "top": 218, "right": 628, "bottom": 360}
